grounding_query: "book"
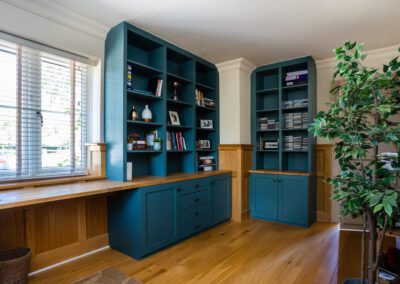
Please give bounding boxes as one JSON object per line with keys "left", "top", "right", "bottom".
{"left": 127, "top": 63, "right": 133, "bottom": 90}
{"left": 286, "top": 70, "right": 308, "bottom": 77}
{"left": 149, "top": 78, "right": 163, "bottom": 96}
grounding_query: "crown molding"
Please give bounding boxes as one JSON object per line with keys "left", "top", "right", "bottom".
{"left": 316, "top": 44, "right": 400, "bottom": 70}
{"left": 217, "top": 58, "right": 256, "bottom": 73}
{"left": 1, "top": 0, "right": 109, "bottom": 40}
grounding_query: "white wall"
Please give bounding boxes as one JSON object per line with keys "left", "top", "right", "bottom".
{"left": 0, "top": 0, "right": 107, "bottom": 143}
{"left": 217, "top": 58, "right": 255, "bottom": 144}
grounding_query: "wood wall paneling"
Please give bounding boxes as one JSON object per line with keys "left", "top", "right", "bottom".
{"left": 219, "top": 144, "right": 253, "bottom": 222}
{"left": 316, "top": 144, "right": 333, "bottom": 222}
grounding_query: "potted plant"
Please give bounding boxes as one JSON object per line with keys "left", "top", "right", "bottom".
{"left": 127, "top": 134, "right": 135, "bottom": 151}
{"left": 153, "top": 138, "right": 162, "bottom": 151}
{"left": 310, "top": 42, "right": 400, "bottom": 283}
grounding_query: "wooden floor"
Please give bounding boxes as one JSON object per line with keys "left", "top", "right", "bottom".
{"left": 29, "top": 220, "right": 373, "bottom": 284}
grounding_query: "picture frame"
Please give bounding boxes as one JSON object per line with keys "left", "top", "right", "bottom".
{"left": 263, "top": 140, "right": 279, "bottom": 150}
{"left": 169, "top": 111, "right": 180, "bottom": 126}
{"left": 200, "top": 119, "right": 213, "bottom": 129}
{"left": 198, "top": 139, "right": 211, "bottom": 149}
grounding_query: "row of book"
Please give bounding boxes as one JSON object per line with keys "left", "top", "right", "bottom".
{"left": 195, "top": 89, "right": 215, "bottom": 108}
{"left": 283, "top": 98, "right": 308, "bottom": 109}
{"left": 284, "top": 70, "right": 308, "bottom": 86}
{"left": 166, "top": 131, "right": 187, "bottom": 151}
{"left": 284, "top": 112, "right": 308, "bottom": 129}
{"left": 259, "top": 117, "right": 279, "bottom": 130}
{"left": 198, "top": 156, "right": 215, "bottom": 172}
{"left": 284, "top": 136, "right": 308, "bottom": 151}
{"left": 127, "top": 63, "right": 163, "bottom": 96}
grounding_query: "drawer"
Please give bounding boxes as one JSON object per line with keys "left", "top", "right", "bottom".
{"left": 179, "top": 190, "right": 209, "bottom": 210}
{"left": 179, "top": 179, "right": 209, "bottom": 196}
{"left": 179, "top": 216, "right": 210, "bottom": 239}
{"left": 180, "top": 203, "right": 209, "bottom": 224}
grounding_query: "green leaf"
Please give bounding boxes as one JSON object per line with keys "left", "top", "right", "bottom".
{"left": 374, "top": 204, "right": 383, "bottom": 213}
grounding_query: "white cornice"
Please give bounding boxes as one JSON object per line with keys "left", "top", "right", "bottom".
{"left": 217, "top": 58, "right": 257, "bottom": 74}
{"left": 316, "top": 44, "right": 400, "bottom": 70}
{"left": 1, "top": 0, "right": 109, "bottom": 40}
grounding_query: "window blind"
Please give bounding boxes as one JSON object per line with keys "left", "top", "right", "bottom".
{"left": 0, "top": 38, "right": 89, "bottom": 181}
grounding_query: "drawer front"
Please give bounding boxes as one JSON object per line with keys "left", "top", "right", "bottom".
{"left": 179, "top": 178, "right": 209, "bottom": 196}
{"left": 180, "top": 203, "right": 210, "bottom": 224}
{"left": 179, "top": 216, "right": 210, "bottom": 239}
{"left": 179, "top": 190, "right": 209, "bottom": 210}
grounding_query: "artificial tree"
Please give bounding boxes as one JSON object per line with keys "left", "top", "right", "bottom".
{"left": 310, "top": 42, "right": 400, "bottom": 283}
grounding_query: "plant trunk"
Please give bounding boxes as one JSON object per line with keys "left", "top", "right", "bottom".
{"left": 361, "top": 213, "right": 367, "bottom": 283}
{"left": 367, "top": 209, "right": 377, "bottom": 283}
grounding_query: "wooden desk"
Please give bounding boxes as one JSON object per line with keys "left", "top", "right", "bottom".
{"left": 0, "top": 170, "right": 231, "bottom": 210}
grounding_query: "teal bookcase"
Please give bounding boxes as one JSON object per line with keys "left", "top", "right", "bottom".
{"left": 105, "top": 22, "right": 219, "bottom": 181}
{"left": 250, "top": 57, "right": 317, "bottom": 227}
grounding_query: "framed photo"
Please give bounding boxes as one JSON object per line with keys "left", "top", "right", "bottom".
{"left": 198, "top": 139, "right": 211, "bottom": 149}
{"left": 200, "top": 119, "right": 213, "bottom": 129}
{"left": 263, "top": 140, "right": 279, "bottom": 150}
{"left": 169, "top": 111, "right": 180, "bottom": 126}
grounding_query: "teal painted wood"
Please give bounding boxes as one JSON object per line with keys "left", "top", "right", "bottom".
{"left": 140, "top": 183, "right": 179, "bottom": 256}
{"left": 211, "top": 174, "right": 231, "bottom": 225}
{"left": 278, "top": 175, "right": 309, "bottom": 226}
{"left": 105, "top": 22, "right": 219, "bottom": 181}
{"left": 108, "top": 174, "right": 231, "bottom": 259}
{"left": 250, "top": 173, "right": 278, "bottom": 220}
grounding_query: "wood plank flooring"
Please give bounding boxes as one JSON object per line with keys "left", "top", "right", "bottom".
{"left": 28, "top": 220, "right": 372, "bottom": 284}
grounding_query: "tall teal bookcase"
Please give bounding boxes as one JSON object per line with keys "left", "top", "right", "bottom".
{"left": 250, "top": 56, "right": 317, "bottom": 227}
{"left": 105, "top": 22, "right": 219, "bottom": 181}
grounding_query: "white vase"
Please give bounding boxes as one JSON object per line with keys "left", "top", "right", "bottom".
{"left": 127, "top": 143, "right": 133, "bottom": 151}
{"left": 154, "top": 141, "right": 161, "bottom": 151}
{"left": 142, "top": 105, "right": 152, "bottom": 122}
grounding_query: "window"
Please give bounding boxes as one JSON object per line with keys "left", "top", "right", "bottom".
{"left": 0, "top": 37, "right": 90, "bottom": 181}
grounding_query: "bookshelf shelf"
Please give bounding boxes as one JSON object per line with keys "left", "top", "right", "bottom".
{"left": 167, "top": 98, "right": 192, "bottom": 106}
{"left": 282, "top": 83, "right": 308, "bottom": 90}
{"left": 257, "top": 150, "right": 279, "bottom": 152}
{"left": 105, "top": 22, "right": 219, "bottom": 181}
{"left": 256, "top": 88, "right": 279, "bottom": 94}
{"left": 127, "top": 120, "right": 163, "bottom": 127}
{"left": 196, "top": 149, "right": 216, "bottom": 152}
{"left": 196, "top": 105, "right": 216, "bottom": 112}
{"left": 256, "top": 109, "right": 279, "bottom": 113}
{"left": 127, "top": 59, "right": 163, "bottom": 75}
{"left": 128, "top": 89, "right": 163, "bottom": 100}
{"left": 256, "top": 129, "right": 279, "bottom": 132}
{"left": 196, "top": 127, "right": 216, "bottom": 131}
{"left": 282, "top": 128, "right": 309, "bottom": 131}
{"left": 282, "top": 106, "right": 308, "bottom": 111}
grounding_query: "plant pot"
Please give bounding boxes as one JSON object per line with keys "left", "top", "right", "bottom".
{"left": 127, "top": 143, "right": 133, "bottom": 151}
{"left": 153, "top": 141, "right": 161, "bottom": 151}
{"left": 343, "top": 278, "right": 368, "bottom": 284}
{"left": 0, "top": 247, "right": 31, "bottom": 284}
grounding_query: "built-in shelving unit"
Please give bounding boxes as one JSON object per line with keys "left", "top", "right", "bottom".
{"left": 251, "top": 56, "right": 316, "bottom": 174}
{"left": 105, "top": 22, "right": 219, "bottom": 181}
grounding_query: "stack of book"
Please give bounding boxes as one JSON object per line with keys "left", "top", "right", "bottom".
{"left": 198, "top": 156, "right": 215, "bottom": 171}
{"left": 259, "top": 117, "right": 279, "bottom": 130}
{"left": 195, "top": 89, "right": 215, "bottom": 108}
{"left": 283, "top": 98, "right": 308, "bottom": 109}
{"left": 166, "top": 131, "right": 187, "bottom": 151}
{"left": 284, "top": 70, "right": 308, "bottom": 86}
{"left": 149, "top": 78, "right": 163, "bottom": 96}
{"left": 284, "top": 112, "right": 308, "bottom": 129}
{"left": 284, "top": 136, "right": 308, "bottom": 151}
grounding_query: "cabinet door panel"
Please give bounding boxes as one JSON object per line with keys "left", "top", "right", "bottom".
{"left": 211, "top": 175, "right": 231, "bottom": 225}
{"left": 278, "top": 176, "right": 308, "bottom": 225}
{"left": 141, "top": 183, "right": 178, "bottom": 255}
{"left": 250, "top": 174, "right": 278, "bottom": 220}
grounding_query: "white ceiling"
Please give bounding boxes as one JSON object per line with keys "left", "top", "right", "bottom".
{"left": 47, "top": 0, "right": 400, "bottom": 65}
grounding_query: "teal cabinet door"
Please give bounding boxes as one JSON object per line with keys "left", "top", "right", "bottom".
{"left": 211, "top": 175, "right": 231, "bottom": 225}
{"left": 140, "top": 183, "right": 178, "bottom": 256}
{"left": 278, "top": 175, "right": 309, "bottom": 226}
{"left": 250, "top": 174, "right": 278, "bottom": 220}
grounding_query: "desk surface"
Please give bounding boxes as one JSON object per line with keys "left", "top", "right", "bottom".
{"left": 0, "top": 170, "right": 231, "bottom": 210}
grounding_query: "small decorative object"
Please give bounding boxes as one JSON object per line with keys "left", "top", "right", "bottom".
{"left": 169, "top": 111, "right": 180, "bottom": 125}
{"left": 127, "top": 133, "right": 135, "bottom": 151}
{"left": 126, "top": 162, "right": 132, "bottom": 180}
{"left": 263, "top": 140, "right": 279, "bottom": 150}
{"left": 200, "top": 119, "right": 213, "bottom": 129}
{"left": 153, "top": 138, "right": 162, "bottom": 151}
{"left": 127, "top": 63, "right": 133, "bottom": 90}
{"left": 169, "top": 81, "right": 181, "bottom": 101}
{"left": 197, "top": 139, "right": 211, "bottom": 149}
{"left": 146, "top": 132, "right": 155, "bottom": 149}
{"left": 129, "top": 105, "right": 138, "bottom": 121}
{"left": 142, "top": 105, "right": 152, "bottom": 122}
{"left": 128, "top": 133, "right": 147, "bottom": 150}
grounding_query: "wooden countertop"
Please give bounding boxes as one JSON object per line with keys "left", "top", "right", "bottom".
{"left": 248, "top": 169, "right": 311, "bottom": 176}
{"left": 0, "top": 170, "right": 231, "bottom": 210}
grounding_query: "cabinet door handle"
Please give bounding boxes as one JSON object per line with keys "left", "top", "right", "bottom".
{"left": 273, "top": 178, "right": 277, "bottom": 183}
{"left": 195, "top": 183, "right": 199, "bottom": 188}
{"left": 177, "top": 187, "right": 181, "bottom": 192}
{"left": 195, "top": 198, "right": 200, "bottom": 202}
{"left": 195, "top": 211, "right": 200, "bottom": 216}
{"left": 195, "top": 225, "right": 200, "bottom": 230}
